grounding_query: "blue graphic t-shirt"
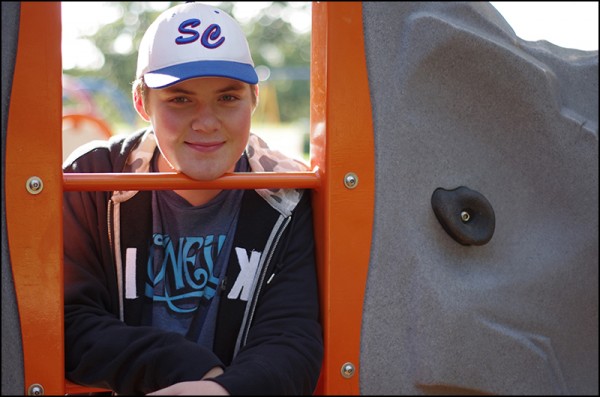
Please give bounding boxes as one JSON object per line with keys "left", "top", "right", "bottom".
{"left": 146, "top": 151, "right": 247, "bottom": 348}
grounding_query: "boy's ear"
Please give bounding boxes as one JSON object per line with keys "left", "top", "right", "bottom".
{"left": 133, "top": 90, "right": 150, "bottom": 122}
{"left": 253, "top": 84, "right": 260, "bottom": 112}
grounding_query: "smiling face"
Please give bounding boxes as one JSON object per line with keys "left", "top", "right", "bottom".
{"left": 135, "top": 77, "right": 257, "bottom": 181}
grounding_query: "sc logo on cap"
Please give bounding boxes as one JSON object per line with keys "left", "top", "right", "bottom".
{"left": 176, "top": 19, "right": 225, "bottom": 49}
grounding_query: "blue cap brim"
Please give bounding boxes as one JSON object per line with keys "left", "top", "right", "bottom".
{"left": 144, "top": 60, "right": 259, "bottom": 88}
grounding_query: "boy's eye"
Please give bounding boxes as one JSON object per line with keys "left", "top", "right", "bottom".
{"left": 220, "top": 94, "right": 237, "bottom": 102}
{"left": 170, "top": 96, "right": 190, "bottom": 103}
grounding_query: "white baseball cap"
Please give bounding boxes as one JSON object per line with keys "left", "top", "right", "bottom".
{"left": 136, "top": 2, "right": 258, "bottom": 88}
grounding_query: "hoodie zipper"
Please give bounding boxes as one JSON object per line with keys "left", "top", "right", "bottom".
{"left": 234, "top": 214, "right": 292, "bottom": 356}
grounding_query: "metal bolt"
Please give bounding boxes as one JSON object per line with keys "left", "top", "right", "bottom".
{"left": 26, "top": 176, "right": 43, "bottom": 195}
{"left": 341, "top": 362, "right": 355, "bottom": 378}
{"left": 344, "top": 172, "right": 358, "bottom": 189}
{"left": 28, "top": 383, "right": 44, "bottom": 396}
{"left": 460, "top": 210, "right": 471, "bottom": 223}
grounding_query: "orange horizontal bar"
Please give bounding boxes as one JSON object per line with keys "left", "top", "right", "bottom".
{"left": 63, "top": 170, "right": 321, "bottom": 191}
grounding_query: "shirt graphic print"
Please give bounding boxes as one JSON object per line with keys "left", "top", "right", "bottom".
{"left": 146, "top": 232, "right": 225, "bottom": 314}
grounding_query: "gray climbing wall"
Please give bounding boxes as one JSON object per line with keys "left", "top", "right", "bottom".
{"left": 360, "top": 2, "right": 598, "bottom": 395}
{"left": 1, "top": 1, "right": 25, "bottom": 395}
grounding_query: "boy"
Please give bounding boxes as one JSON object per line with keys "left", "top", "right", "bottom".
{"left": 63, "top": 2, "right": 323, "bottom": 395}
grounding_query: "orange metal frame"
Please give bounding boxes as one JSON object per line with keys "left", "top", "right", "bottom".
{"left": 5, "top": 2, "right": 64, "bottom": 395}
{"left": 310, "top": 2, "right": 374, "bottom": 394}
{"left": 5, "top": 2, "right": 373, "bottom": 395}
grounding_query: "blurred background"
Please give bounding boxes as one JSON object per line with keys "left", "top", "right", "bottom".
{"left": 61, "top": 1, "right": 312, "bottom": 162}
{"left": 61, "top": 1, "right": 598, "bottom": 163}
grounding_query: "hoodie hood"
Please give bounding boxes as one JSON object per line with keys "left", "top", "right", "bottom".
{"left": 111, "top": 129, "right": 309, "bottom": 216}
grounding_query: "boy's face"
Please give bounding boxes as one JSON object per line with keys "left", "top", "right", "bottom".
{"left": 138, "top": 77, "right": 255, "bottom": 180}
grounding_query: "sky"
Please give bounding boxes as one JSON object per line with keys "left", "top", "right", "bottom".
{"left": 489, "top": 1, "right": 598, "bottom": 50}
{"left": 61, "top": 1, "right": 598, "bottom": 70}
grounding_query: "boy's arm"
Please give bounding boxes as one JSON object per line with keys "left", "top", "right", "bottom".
{"left": 212, "top": 193, "right": 324, "bottom": 395}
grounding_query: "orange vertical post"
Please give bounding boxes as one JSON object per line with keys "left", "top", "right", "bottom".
{"left": 310, "top": 2, "right": 375, "bottom": 395}
{"left": 5, "top": 2, "right": 65, "bottom": 395}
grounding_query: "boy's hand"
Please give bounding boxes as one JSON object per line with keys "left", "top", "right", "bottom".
{"left": 146, "top": 367, "right": 228, "bottom": 395}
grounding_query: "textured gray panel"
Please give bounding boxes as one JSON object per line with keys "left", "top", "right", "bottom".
{"left": 361, "top": 2, "right": 598, "bottom": 395}
{"left": 1, "top": 1, "right": 25, "bottom": 396}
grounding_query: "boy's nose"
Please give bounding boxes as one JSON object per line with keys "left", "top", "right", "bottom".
{"left": 191, "top": 106, "right": 219, "bottom": 132}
